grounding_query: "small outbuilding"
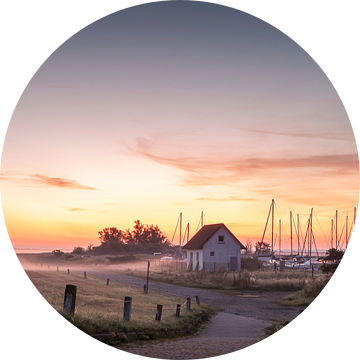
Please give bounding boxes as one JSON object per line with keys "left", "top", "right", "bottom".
{"left": 182, "top": 223, "right": 245, "bottom": 271}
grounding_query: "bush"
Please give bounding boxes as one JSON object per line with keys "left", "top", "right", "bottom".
{"left": 301, "top": 277, "right": 330, "bottom": 299}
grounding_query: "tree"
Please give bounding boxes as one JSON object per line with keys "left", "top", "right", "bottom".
{"left": 320, "top": 248, "right": 344, "bottom": 274}
{"left": 98, "top": 227, "right": 125, "bottom": 245}
{"left": 132, "top": 220, "right": 145, "bottom": 244}
{"left": 72, "top": 246, "right": 86, "bottom": 255}
{"left": 245, "top": 239, "right": 253, "bottom": 254}
{"left": 255, "top": 241, "right": 271, "bottom": 254}
{"left": 52, "top": 249, "right": 64, "bottom": 257}
{"left": 145, "top": 224, "right": 167, "bottom": 245}
{"left": 94, "top": 221, "right": 169, "bottom": 254}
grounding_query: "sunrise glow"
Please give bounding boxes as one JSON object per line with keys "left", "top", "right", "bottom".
{"left": 1, "top": 2, "right": 358, "bottom": 252}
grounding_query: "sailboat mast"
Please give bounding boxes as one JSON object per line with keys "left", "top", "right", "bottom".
{"left": 279, "top": 219, "right": 281, "bottom": 257}
{"left": 297, "top": 214, "right": 300, "bottom": 255}
{"left": 201, "top": 211, "right": 203, "bottom": 227}
{"left": 346, "top": 215, "right": 349, "bottom": 248}
{"left": 331, "top": 219, "right": 334, "bottom": 249}
{"left": 290, "top": 211, "right": 293, "bottom": 256}
{"left": 310, "top": 208, "right": 313, "bottom": 259}
{"left": 271, "top": 199, "right": 274, "bottom": 258}
{"left": 179, "top": 212, "right": 182, "bottom": 250}
{"left": 335, "top": 210, "right": 338, "bottom": 249}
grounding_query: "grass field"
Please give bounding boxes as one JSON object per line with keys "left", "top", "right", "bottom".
{"left": 25, "top": 253, "right": 329, "bottom": 314}
{"left": 26, "top": 269, "right": 216, "bottom": 342}
{"left": 120, "top": 265, "right": 326, "bottom": 292}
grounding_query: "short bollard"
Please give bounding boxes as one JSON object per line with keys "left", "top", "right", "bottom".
{"left": 84, "top": 272, "right": 86, "bottom": 279}
{"left": 155, "top": 304, "right": 163, "bottom": 321}
{"left": 186, "top": 297, "right": 191, "bottom": 310}
{"left": 63, "top": 284, "right": 77, "bottom": 316}
{"left": 107, "top": 279, "right": 110, "bottom": 286}
{"left": 195, "top": 296, "right": 200, "bottom": 305}
{"left": 176, "top": 304, "right": 181, "bottom": 317}
{"left": 68, "top": 269, "right": 70, "bottom": 274}
{"left": 57, "top": 266, "right": 59, "bottom": 272}
{"left": 123, "top": 296, "right": 132, "bottom": 321}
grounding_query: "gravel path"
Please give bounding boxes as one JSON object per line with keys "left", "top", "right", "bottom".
{"left": 118, "top": 312, "right": 268, "bottom": 359}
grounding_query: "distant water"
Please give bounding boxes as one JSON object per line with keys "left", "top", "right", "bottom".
{"left": 14, "top": 248, "right": 73, "bottom": 254}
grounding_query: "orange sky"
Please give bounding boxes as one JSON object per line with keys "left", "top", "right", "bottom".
{"left": 1, "top": 1, "right": 358, "bottom": 252}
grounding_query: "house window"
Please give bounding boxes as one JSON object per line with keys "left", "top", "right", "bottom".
{"left": 210, "top": 251, "right": 215, "bottom": 257}
{"left": 218, "top": 235, "right": 224, "bottom": 244}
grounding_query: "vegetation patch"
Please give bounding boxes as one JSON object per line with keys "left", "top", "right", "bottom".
{"left": 263, "top": 320, "right": 290, "bottom": 337}
{"left": 279, "top": 276, "right": 330, "bottom": 307}
{"left": 26, "top": 269, "right": 217, "bottom": 344}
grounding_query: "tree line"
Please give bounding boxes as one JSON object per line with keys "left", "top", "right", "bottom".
{"left": 72, "top": 220, "right": 172, "bottom": 255}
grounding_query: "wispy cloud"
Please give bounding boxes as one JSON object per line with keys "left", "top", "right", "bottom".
{"left": 0, "top": 173, "right": 97, "bottom": 190}
{"left": 29, "top": 174, "right": 97, "bottom": 190}
{"left": 129, "top": 136, "right": 358, "bottom": 186}
{"left": 196, "top": 195, "right": 255, "bottom": 201}
{"left": 65, "top": 207, "right": 88, "bottom": 211}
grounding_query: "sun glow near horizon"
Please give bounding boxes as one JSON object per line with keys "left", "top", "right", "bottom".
{"left": 1, "top": 1, "right": 358, "bottom": 252}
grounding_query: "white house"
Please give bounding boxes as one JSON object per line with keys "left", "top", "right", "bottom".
{"left": 182, "top": 223, "right": 245, "bottom": 271}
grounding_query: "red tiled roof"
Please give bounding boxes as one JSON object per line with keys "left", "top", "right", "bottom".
{"left": 182, "top": 223, "right": 245, "bottom": 250}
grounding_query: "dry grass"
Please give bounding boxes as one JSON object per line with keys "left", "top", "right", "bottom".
{"left": 121, "top": 267, "right": 322, "bottom": 292}
{"left": 279, "top": 277, "right": 330, "bottom": 307}
{"left": 26, "top": 269, "right": 215, "bottom": 337}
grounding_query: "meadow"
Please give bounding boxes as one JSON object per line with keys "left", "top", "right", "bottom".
{"left": 26, "top": 268, "right": 216, "bottom": 344}
{"left": 26, "top": 253, "right": 330, "bottom": 310}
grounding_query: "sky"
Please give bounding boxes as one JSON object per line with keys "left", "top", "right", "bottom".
{"left": 1, "top": 1, "right": 358, "bottom": 251}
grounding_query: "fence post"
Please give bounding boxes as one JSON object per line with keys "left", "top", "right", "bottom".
{"left": 155, "top": 304, "right": 163, "bottom": 321}
{"left": 84, "top": 272, "right": 86, "bottom": 279}
{"left": 63, "top": 284, "right": 77, "bottom": 316}
{"left": 107, "top": 279, "right": 110, "bottom": 286}
{"left": 68, "top": 269, "right": 70, "bottom": 274}
{"left": 176, "top": 304, "right": 181, "bottom": 317}
{"left": 186, "top": 297, "right": 191, "bottom": 310}
{"left": 146, "top": 261, "right": 150, "bottom": 294}
{"left": 123, "top": 296, "right": 132, "bottom": 321}
{"left": 195, "top": 295, "right": 200, "bottom": 305}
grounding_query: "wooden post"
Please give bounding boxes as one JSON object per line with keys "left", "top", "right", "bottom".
{"left": 84, "top": 272, "right": 86, "bottom": 279}
{"left": 144, "top": 285, "right": 147, "bottom": 293}
{"left": 63, "top": 284, "right": 77, "bottom": 316}
{"left": 176, "top": 304, "right": 181, "bottom": 317}
{"left": 195, "top": 296, "right": 200, "bottom": 305}
{"left": 123, "top": 296, "right": 132, "bottom": 321}
{"left": 107, "top": 279, "right": 110, "bottom": 286}
{"left": 57, "top": 266, "right": 59, "bottom": 272}
{"left": 155, "top": 304, "right": 163, "bottom": 321}
{"left": 186, "top": 297, "right": 191, "bottom": 310}
{"left": 146, "top": 261, "right": 150, "bottom": 294}
{"left": 68, "top": 269, "right": 70, "bottom": 274}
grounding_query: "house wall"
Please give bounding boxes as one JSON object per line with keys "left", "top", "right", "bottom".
{"left": 185, "top": 249, "right": 203, "bottom": 270}
{"left": 203, "top": 228, "right": 241, "bottom": 271}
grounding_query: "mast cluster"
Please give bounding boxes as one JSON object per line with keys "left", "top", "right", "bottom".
{"left": 258, "top": 199, "right": 356, "bottom": 257}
